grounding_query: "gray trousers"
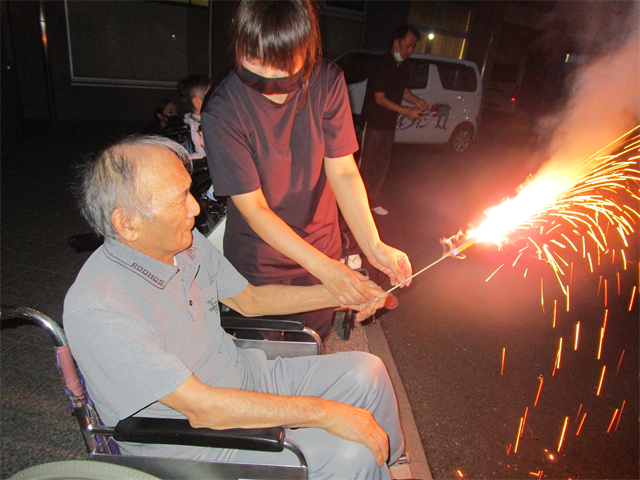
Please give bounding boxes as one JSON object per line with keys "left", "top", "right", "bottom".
{"left": 194, "top": 351, "right": 405, "bottom": 480}
{"left": 359, "top": 126, "right": 396, "bottom": 207}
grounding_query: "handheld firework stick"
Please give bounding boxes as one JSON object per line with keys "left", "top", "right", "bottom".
{"left": 387, "top": 236, "right": 478, "bottom": 293}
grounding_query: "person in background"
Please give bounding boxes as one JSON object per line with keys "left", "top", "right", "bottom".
{"left": 178, "top": 75, "right": 213, "bottom": 159}
{"left": 359, "top": 24, "right": 428, "bottom": 216}
{"left": 154, "top": 98, "right": 180, "bottom": 133}
{"left": 202, "top": 0, "right": 412, "bottom": 341}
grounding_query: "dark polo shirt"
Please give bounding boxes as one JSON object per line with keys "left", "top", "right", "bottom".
{"left": 361, "top": 51, "right": 410, "bottom": 131}
{"left": 202, "top": 59, "right": 358, "bottom": 285}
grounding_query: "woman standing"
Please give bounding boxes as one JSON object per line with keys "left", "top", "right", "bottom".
{"left": 202, "top": 0, "right": 411, "bottom": 340}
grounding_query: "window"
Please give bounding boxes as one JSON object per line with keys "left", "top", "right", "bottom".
{"left": 408, "top": 1, "right": 472, "bottom": 60}
{"left": 435, "top": 62, "right": 477, "bottom": 92}
{"left": 65, "top": 0, "right": 209, "bottom": 87}
{"left": 407, "top": 60, "right": 430, "bottom": 89}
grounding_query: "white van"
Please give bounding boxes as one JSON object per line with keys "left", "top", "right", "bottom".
{"left": 335, "top": 51, "right": 482, "bottom": 153}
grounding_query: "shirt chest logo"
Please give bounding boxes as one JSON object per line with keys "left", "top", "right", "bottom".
{"left": 206, "top": 298, "right": 219, "bottom": 313}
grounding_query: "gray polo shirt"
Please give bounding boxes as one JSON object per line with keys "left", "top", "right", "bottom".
{"left": 63, "top": 230, "right": 258, "bottom": 442}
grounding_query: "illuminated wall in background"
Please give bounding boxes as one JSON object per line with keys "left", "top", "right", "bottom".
{"left": 408, "top": 2, "right": 471, "bottom": 60}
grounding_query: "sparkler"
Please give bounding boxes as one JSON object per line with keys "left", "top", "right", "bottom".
{"left": 392, "top": 129, "right": 638, "bottom": 299}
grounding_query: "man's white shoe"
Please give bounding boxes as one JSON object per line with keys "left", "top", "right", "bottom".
{"left": 372, "top": 206, "right": 389, "bottom": 216}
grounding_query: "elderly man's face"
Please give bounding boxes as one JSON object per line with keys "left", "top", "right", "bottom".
{"left": 133, "top": 147, "right": 200, "bottom": 264}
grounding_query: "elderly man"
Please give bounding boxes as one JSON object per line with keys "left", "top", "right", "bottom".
{"left": 63, "top": 136, "right": 404, "bottom": 480}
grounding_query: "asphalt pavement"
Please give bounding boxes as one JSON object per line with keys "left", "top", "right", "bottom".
{"left": 372, "top": 118, "right": 639, "bottom": 479}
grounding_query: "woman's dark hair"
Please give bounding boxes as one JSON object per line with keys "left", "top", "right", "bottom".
{"left": 154, "top": 98, "right": 175, "bottom": 121}
{"left": 232, "top": 0, "right": 322, "bottom": 108}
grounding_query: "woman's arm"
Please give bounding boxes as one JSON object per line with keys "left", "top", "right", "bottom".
{"left": 230, "top": 190, "right": 374, "bottom": 306}
{"left": 324, "top": 154, "right": 412, "bottom": 287}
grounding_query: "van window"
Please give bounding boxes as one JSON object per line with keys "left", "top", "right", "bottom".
{"left": 407, "top": 60, "right": 430, "bottom": 89}
{"left": 434, "top": 62, "right": 477, "bottom": 92}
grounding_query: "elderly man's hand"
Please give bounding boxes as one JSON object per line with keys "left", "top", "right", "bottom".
{"left": 341, "top": 271, "right": 399, "bottom": 320}
{"left": 322, "top": 402, "right": 390, "bottom": 466}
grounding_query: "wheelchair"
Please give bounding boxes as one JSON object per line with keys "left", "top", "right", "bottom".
{"left": 1, "top": 306, "right": 322, "bottom": 480}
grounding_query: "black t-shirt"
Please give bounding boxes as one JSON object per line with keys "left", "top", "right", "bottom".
{"left": 361, "top": 51, "right": 410, "bottom": 131}
{"left": 201, "top": 59, "right": 358, "bottom": 284}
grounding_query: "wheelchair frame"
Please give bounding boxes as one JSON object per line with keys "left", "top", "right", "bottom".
{"left": 1, "top": 306, "right": 316, "bottom": 480}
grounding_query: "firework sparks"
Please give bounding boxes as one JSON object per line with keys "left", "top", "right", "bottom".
{"left": 514, "top": 417, "right": 524, "bottom": 453}
{"left": 534, "top": 376, "right": 544, "bottom": 406}
{"left": 576, "top": 413, "right": 587, "bottom": 436}
{"left": 616, "top": 349, "right": 625, "bottom": 375}
{"left": 596, "top": 365, "right": 606, "bottom": 396}
{"left": 615, "top": 400, "right": 626, "bottom": 431}
{"left": 457, "top": 128, "right": 639, "bottom": 296}
{"left": 597, "top": 327, "right": 604, "bottom": 360}
{"left": 607, "top": 409, "right": 619, "bottom": 433}
{"left": 558, "top": 416, "right": 569, "bottom": 452}
{"left": 574, "top": 322, "right": 580, "bottom": 350}
{"left": 629, "top": 286, "right": 637, "bottom": 311}
{"left": 552, "top": 300, "right": 557, "bottom": 328}
{"left": 501, "top": 348, "right": 506, "bottom": 376}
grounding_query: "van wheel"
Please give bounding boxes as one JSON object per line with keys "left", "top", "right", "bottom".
{"left": 448, "top": 125, "right": 473, "bottom": 154}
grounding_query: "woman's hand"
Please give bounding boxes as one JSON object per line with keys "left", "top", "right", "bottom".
{"left": 365, "top": 242, "right": 413, "bottom": 288}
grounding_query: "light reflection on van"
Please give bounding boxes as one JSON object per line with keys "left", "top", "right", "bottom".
{"left": 335, "top": 51, "right": 482, "bottom": 153}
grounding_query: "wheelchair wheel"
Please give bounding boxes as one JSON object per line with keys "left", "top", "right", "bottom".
{"left": 191, "top": 173, "right": 226, "bottom": 236}
{"left": 343, "top": 309, "right": 354, "bottom": 341}
{"left": 9, "top": 460, "right": 160, "bottom": 480}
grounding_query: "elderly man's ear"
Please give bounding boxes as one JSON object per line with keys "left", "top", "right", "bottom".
{"left": 111, "top": 208, "right": 140, "bottom": 242}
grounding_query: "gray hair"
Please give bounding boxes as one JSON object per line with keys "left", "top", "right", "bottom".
{"left": 78, "top": 135, "right": 193, "bottom": 240}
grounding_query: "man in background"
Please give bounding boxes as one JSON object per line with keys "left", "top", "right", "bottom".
{"left": 359, "top": 24, "right": 428, "bottom": 216}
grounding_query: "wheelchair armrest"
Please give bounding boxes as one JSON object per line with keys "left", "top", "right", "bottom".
{"left": 221, "top": 311, "right": 305, "bottom": 332}
{"left": 113, "top": 417, "right": 285, "bottom": 452}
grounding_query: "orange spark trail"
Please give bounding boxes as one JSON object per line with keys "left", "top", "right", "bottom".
{"left": 575, "top": 403, "right": 583, "bottom": 422}
{"left": 616, "top": 349, "right": 625, "bottom": 375}
{"left": 566, "top": 285, "right": 570, "bottom": 312}
{"left": 456, "top": 469, "right": 464, "bottom": 478}
{"left": 552, "top": 300, "right": 557, "bottom": 328}
{"left": 576, "top": 413, "right": 587, "bottom": 435}
{"left": 607, "top": 409, "right": 619, "bottom": 433}
{"left": 501, "top": 348, "right": 505, "bottom": 376}
{"left": 557, "top": 416, "right": 569, "bottom": 452}
{"left": 534, "top": 377, "right": 544, "bottom": 406}
{"left": 570, "top": 261, "right": 574, "bottom": 284}
{"left": 621, "top": 249, "right": 627, "bottom": 270}
{"left": 596, "top": 366, "right": 606, "bottom": 396}
{"left": 629, "top": 286, "right": 637, "bottom": 311}
{"left": 540, "top": 279, "right": 545, "bottom": 313}
{"left": 521, "top": 407, "right": 529, "bottom": 438}
{"left": 617, "top": 271, "right": 621, "bottom": 295}
{"left": 485, "top": 264, "right": 504, "bottom": 282}
{"left": 604, "top": 279, "right": 608, "bottom": 306}
{"left": 574, "top": 322, "right": 580, "bottom": 350}
{"left": 514, "top": 417, "right": 524, "bottom": 453}
{"left": 597, "top": 328, "right": 604, "bottom": 360}
{"left": 598, "top": 275, "right": 603, "bottom": 295}
{"left": 615, "top": 400, "right": 626, "bottom": 431}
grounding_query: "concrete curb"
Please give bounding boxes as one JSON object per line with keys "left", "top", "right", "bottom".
{"left": 366, "top": 320, "right": 433, "bottom": 480}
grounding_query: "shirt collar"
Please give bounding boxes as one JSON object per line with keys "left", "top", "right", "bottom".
{"left": 102, "top": 238, "right": 181, "bottom": 290}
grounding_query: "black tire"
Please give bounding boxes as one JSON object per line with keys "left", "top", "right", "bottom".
{"left": 9, "top": 461, "right": 160, "bottom": 480}
{"left": 448, "top": 124, "right": 474, "bottom": 154}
